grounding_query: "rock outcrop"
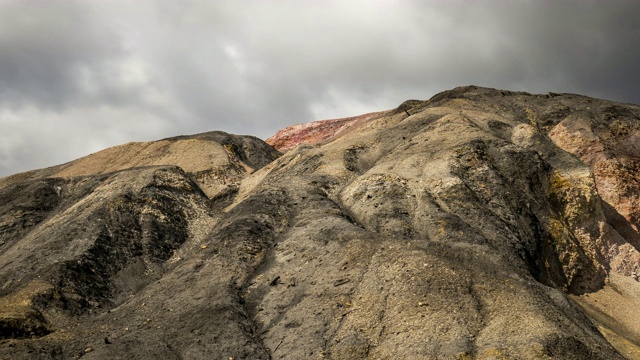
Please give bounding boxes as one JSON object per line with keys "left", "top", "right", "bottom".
{"left": 266, "top": 110, "right": 389, "bottom": 152}
{"left": 1, "top": 86, "right": 639, "bottom": 359}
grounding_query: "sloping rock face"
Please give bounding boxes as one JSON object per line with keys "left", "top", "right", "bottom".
{"left": 0, "top": 131, "right": 280, "bottom": 198}
{"left": 1, "top": 86, "right": 640, "bottom": 359}
{"left": 266, "top": 110, "right": 389, "bottom": 152}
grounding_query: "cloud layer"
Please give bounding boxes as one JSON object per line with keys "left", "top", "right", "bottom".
{"left": 1, "top": 0, "right": 639, "bottom": 176}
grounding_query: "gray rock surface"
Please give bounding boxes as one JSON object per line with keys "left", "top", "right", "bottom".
{"left": 1, "top": 86, "right": 640, "bottom": 359}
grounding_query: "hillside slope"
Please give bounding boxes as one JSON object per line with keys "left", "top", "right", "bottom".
{"left": 1, "top": 86, "right": 639, "bottom": 359}
{"left": 0, "top": 131, "right": 280, "bottom": 198}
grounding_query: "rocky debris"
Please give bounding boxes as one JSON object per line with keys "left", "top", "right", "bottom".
{"left": 1, "top": 86, "right": 640, "bottom": 359}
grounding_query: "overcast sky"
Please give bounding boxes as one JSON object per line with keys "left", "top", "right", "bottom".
{"left": 1, "top": 0, "right": 639, "bottom": 177}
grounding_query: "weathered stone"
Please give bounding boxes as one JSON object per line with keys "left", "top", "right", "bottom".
{"left": 1, "top": 87, "right": 640, "bottom": 359}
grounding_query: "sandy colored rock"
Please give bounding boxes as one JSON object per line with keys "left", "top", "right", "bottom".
{"left": 1, "top": 86, "right": 639, "bottom": 359}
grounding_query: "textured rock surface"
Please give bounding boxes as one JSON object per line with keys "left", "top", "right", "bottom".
{"left": 0, "top": 131, "right": 280, "bottom": 198}
{"left": 266, "top": 111, "right": 389, "bottom": 152}
{"left": 1, "top": 86, "right": 640, "bottom": 359}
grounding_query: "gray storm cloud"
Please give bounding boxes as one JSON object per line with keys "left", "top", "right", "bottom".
{"left": 1, "top": 0, "right": 639, "bottom": 177}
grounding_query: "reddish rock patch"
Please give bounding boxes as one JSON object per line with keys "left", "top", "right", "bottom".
{"left": 266, "top": 110, "right": 390, "bottom": 152}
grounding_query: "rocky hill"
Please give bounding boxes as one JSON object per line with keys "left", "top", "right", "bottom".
{"left": 265, "top": 110, "right": 389, "bottom": 152}
{"left": 1, "top": 86, "right": 639, "bottom": 359}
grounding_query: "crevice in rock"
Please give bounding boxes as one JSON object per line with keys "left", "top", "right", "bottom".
{"left": 219, "top": 187, "right": 296, "bottom": 358}
{"left": 468, "top": 280, "right": 486, "bottom": 358}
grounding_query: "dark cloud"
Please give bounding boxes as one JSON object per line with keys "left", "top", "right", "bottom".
{"left": 1, "top": 0, "right": 639, "bottom": 177}
{"left": 0, "top": 1, "right": 129, "bottom": 108}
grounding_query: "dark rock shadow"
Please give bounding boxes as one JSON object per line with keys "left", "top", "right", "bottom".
{"left": 602, "top": 201, "right": 640, "bottom": 253}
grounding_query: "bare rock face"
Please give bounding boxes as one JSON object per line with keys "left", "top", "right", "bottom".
{"left": 1, "top": 87, "right": 640, "bottom": 359}
{"left": 0, "top": 131, "right": 280, "bottom": 198}
{"left": 266, "top": 111, "right": 389, "bottom": 152}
